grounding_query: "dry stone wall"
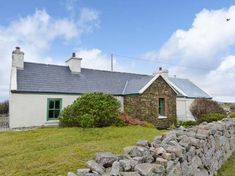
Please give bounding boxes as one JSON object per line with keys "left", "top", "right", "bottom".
{"left": 68, "top": 118, "right": 235, "bottom": 176}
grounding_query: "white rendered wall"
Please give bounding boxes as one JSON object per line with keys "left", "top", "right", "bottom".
{"left": 176, "top": 97, "right": 195, "bottom": 121}
{"left": 9, "top": 93, "right": 124, "bottom": 128}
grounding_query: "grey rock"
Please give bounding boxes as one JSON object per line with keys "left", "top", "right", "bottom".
{"left": 110, "top": 161, "right": 120, "bottom": 176}
{"left": 167, "top": 162, "right": 182, "bottom": 176}
{"left": 195, "top": 168, "right": 209, "bottom": 176}
{"left": 120, "top": 172, "right": 141, "bottom": 176}
{"left": 119, "top": 159, "right": 132, "bottom": 171}
{"left": 96, "top": 152, "right": 118, "bottom": 168}
{"left": 86, "top": 160, "right": 105, "bottom": 175}
{"left": 156, "top": 157, "right": 168, "bottom": 167}
{"left": 136, "top": 140, "right": 150, "bottom": 148}
{"left": 76, "top": 168, "right": 90, "bottom": 176}
{"left": 68, "top": 172, "right": 78, "bottom": 176}
{"left": 135, "top": 163, "right": 165, "bottom": 176}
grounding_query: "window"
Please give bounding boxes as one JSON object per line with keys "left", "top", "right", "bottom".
{"left": 159, "top": 98, "right": 165, "bottom": 116}
{"left": 47, "top": 99, "right": 62, "bottom": 120}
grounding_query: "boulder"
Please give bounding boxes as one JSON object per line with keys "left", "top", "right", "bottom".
{"left": 134, "top": 163, "right": 165, "bottom": 176}
{"left": 120, "top": 172, "right": 141, "bottom": 176}
{"left": 167, "top": 162, "right": 182, "bottom": 176}
{"left": 76, "top": 168, "right": 90, "bottom": 176}
{"left": 119, "top": 159, "right": 132, "bottom": 171}
{"left": 86, "top": 160, "right": 105, "bottom": 175}
{"left": 136, "top": 140, "right": 150, "bottom": 148}
{"left": 156, "top": 157, "right": 168, "bottom": 167}
{"left": 96, "top": 152, "right": 118, "bottom": 168}
{"left": 110, "top": 161, "right": 120, "bottom": 176}
{"left": 68, "top": 172, "right": 77, "bottom": 176}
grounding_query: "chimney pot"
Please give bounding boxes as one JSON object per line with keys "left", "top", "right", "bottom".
{"left": 72, "top": 52, "right": 76, "bottom": 57}
{"left": 159, "top": 67, "right": 162, "bottom": 71}
{"left": 12, "top": 46, "right": 24, "bottom": 70}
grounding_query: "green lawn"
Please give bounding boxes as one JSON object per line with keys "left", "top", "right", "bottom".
{"left": 0, "top": 126, "right": 166, "bottom": 176}
{"left": 218, "top": 152, "right": 235, "bottom": 176}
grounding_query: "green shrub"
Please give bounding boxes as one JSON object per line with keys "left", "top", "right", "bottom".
{"left": 0, "top": 100, "right": 9, "bottom": 115}
{"left": 178, "top": 121, "right": 198, "bottom": 128}
{"left": 200, "top": 113, "right": 226, "bottom": 123}
{"left": 80, "top": 114, "right": 95, "bottom": 128}
{"left": 229, "top": 112, "right": 235, "bottom": 118}
{"left": 190, "top": 98, "right": 225, "bottom": 121}
{"left": 113, "top": 118, "right": 127, "bottom": 127}
{"left": 59, "top": 92, "right": 123, "bottom": 127}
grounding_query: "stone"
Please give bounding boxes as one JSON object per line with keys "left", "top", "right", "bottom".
{"left": 196, "top": 129, "right": 210, "bottom": 139}
{"left": 179, "top": 136, "right": 191, "bottom": 150}
{"left": 68, "top": 172, "right": 77, "bottom": 176}
{"left": 110, "top": 161, "right": 120, "bottom": 176}
{"left": 96, "top": 152, "right": 118, "bottom": 168}
{"left": 86, "top": 160, "right": 105, "bottom": 175}
{"left": 161, "top": 132, "right": 177, "bottom": 145}
{"left": 154, "top": 147, "right": 166, "bottom": 157}
{"left": 165, "top": 144, "right": 183, "bottom": 157}
{"left": 189, "top": 137, "right": 200, "bottom": 148}
{"left": 123, "top": 146, "right": 136, "bottom": 155}
{"left": 195, "top": 168, "right": 209, "bottom": 176}
{"left": 120, "top": 172, "right": 141, "bottom": 176}
{"left": 76, "top": 168, "right": 90, "bottom": 176}
{"left": 156, "top": 157, "right": 168, "bottom": 167}
{"left": 151, "top": 136, "right": 162, "bottom": 148}
{"left": 167, "top": 162, "right": 182, "bottom": 176}
{"left": 84, "top": 173, "right": 99, "bottom": 176}
{"left": 134, "top": 163, "right": 165, "bottom": 176}
{"left": 119, "top": 159, "right": 132, "bottom": 171}
{"left": 136, "top": 140, "right": 150, "bottom": 148}
{"left": 162, "top": 152, "right": 175, "bottom": 160}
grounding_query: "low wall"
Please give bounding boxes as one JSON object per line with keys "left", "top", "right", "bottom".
{"left": 68, "top": 118, "right": 235, "bottom": 176}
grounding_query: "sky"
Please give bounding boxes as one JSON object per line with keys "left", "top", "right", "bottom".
{"left": 0, "top": 0, "right": 235, "bottom": 102}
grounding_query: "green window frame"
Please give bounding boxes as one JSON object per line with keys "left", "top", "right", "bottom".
{"left": 159, "top": 98, "right": 165, "bottom": 116}
{"left": 47, "top": 98, "right": 62, "bottom": 120}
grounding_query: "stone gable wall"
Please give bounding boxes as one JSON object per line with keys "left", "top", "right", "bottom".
{"left": 69, "top": 119, "right": 235, "bottom": 176}
{"left": 124, "top": 76, "right": 177, "bottom": 129}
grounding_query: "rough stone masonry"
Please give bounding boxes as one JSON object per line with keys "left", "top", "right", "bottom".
{"left": 68, "top": 118, "right": 235, "bottom": 176}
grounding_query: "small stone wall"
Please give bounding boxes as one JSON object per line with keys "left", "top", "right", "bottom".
{"left": 68, "top": 118, "right": 235, "bottom": 176}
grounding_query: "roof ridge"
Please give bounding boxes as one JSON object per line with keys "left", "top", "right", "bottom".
{"left": 24, "top": 62, "right": 150, "bottom": 76}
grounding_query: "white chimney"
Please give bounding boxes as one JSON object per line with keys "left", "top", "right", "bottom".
{"left": 12, "top": 46, "right": 24, "bottom": 70}
{"left": 66, "top": 52, "right": 82, "bottom": 74}
{"left": 158, "top": 67, "right": 168, "bottom": 78}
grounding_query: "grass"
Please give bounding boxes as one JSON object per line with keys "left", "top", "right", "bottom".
{"left": 218, "top": 152, "right": 235, "bottom": 176}
{"left": 0, "top": 126, "right": 166, "bottom": 176}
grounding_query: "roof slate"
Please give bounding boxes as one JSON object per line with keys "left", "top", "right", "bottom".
{"left": 16, "top": 62, "right": 211, "bottom": 98}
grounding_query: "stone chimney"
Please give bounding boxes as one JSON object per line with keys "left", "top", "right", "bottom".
{"left": 158, "top": 67, "right": 169, "bottom": 78}
{"left": 66, "top": 52, "right": 82, "bottom": 74}
{"left": 12, "top": 47, "right": 24, "bottom": 70}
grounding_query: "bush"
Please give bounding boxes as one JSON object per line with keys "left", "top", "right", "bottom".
{"left": 0, "top": 100, "right": 9, "bottom": 115}
{"left": 59, "top": 92, "right": 124, "bottom": 127}
{"left": 80, "top": 114, "right": 95, "bottom": 128}
{"left": 229, "top": 112, "right": 235, "bottom": 118}
{"left": 190, "top": 98, "right": 225, "bottom": 121}
{"left": 178, "top": 121, "right": 198, "bottom": 128}
{"left": 200, "top": 113, "right": 226, "bottom": 123}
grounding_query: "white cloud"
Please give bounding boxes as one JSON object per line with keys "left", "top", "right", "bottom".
{"left": 143, "top": 6, "right": 235, "bottom": 102}
{"left": 76, "top": 49, "right": 124, "bottom": 71}
{"left": 0, "top": 8, "right": 100, "bottom": 101}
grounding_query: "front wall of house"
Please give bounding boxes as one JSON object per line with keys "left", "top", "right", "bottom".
{"left": 176, "top": 97, "right": 195, "bottom": 121}
{"left": 124, "top": 76, "right": 177, "bottom": 129}
{"left": 9, "top": 93, "right": 124, "bottom": 128}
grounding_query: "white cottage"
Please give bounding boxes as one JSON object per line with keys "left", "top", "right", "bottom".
{"left": 9, "top": 47, "right": 211, "bottom": 128}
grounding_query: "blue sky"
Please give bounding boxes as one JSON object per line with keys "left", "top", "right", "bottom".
{"left": 1, "top": 0, "right": 235, "bottom": 102}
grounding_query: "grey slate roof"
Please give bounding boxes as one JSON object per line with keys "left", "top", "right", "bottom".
{"left": 16, "top": 62, "right": 211, "bottom": 98}
{"left": 168, "top": 77, "right": 211, "bottom": 98}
